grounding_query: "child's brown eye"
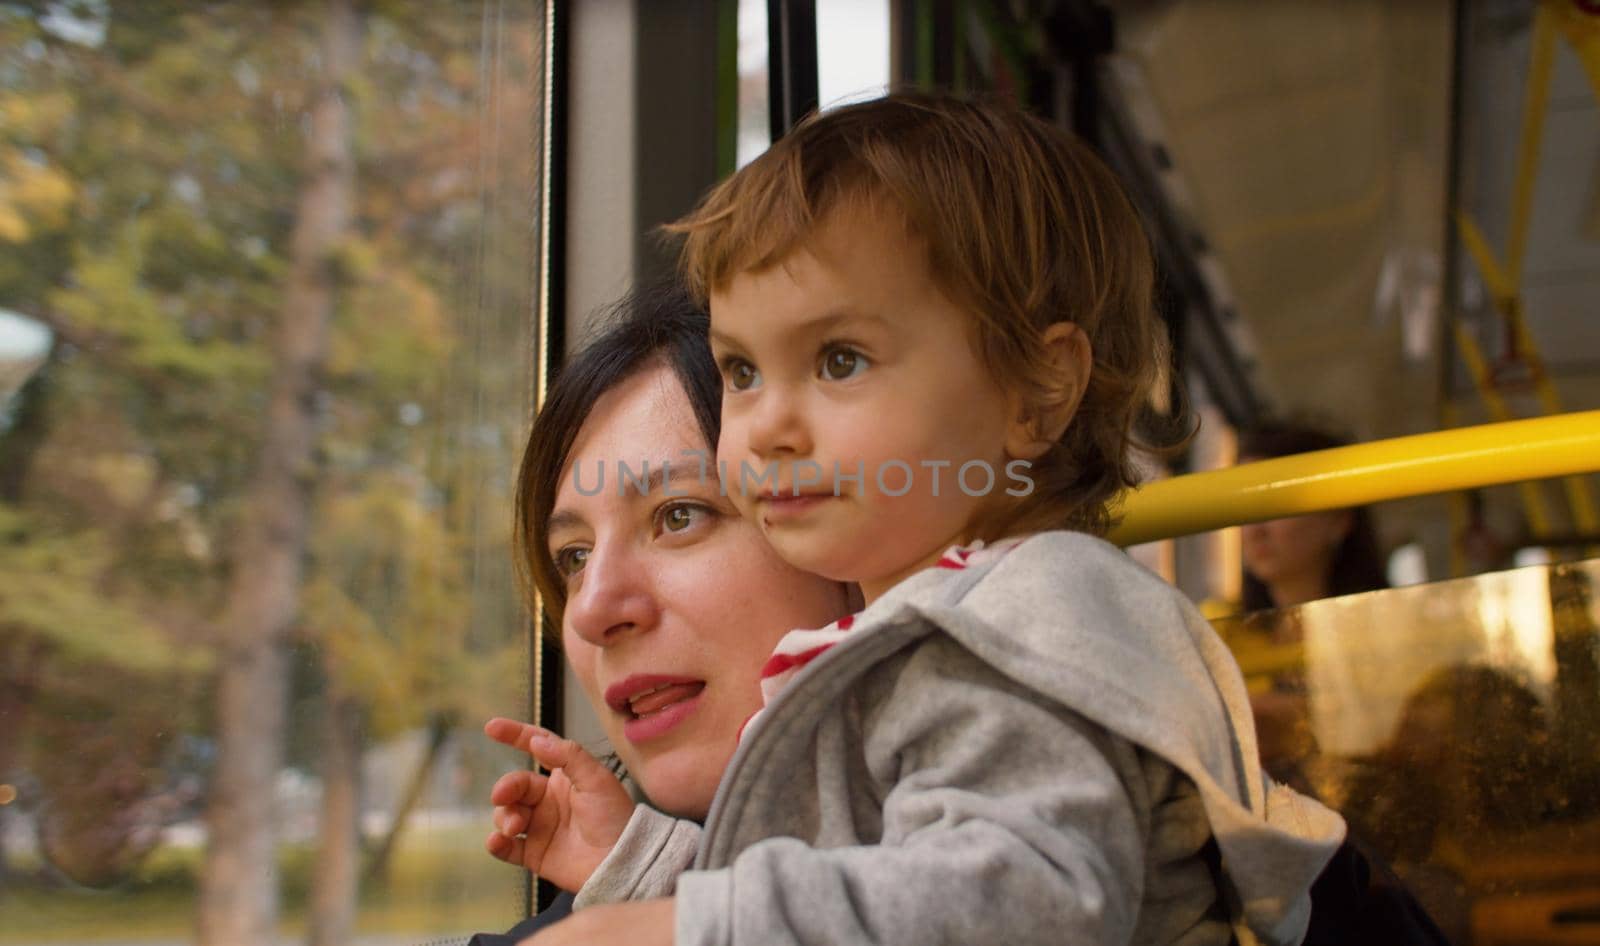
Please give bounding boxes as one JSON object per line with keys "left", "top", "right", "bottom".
{"left": 726, "top": 360, "right": 760, "bottom": 390}
{"left": 820, "top": 347, "right": 866, "bottom": 380}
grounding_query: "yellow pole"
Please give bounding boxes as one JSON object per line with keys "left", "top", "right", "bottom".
{"left": 1453, "top": 323, "right": 1514, "bottom": 423}
{"left": 1442, "top": 400, "right": 1470, "bottom": 578}
{"left": 1456, "top": 212, "right": 1511, "bottom": 300}
{"left": 1109, "top": 411, "right": 1600, "bottom": 547}
{"left": 1509, "top": 315, "right": 1600, "bottom": 531}
{"left": 1453, "top": 324, "right": 1555, "bottom": 534}
{"left": 1448, "top": 10, "right": 1593, "bottom": 536}
{"left": 1551, "top": 0, "right": 1600, "bottom": 109}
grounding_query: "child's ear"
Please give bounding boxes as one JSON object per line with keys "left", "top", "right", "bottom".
{"left": 1005, "top": 322, "right": 1092, "bottom": 461}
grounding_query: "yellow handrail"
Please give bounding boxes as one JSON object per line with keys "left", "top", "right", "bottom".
{"left": 1452, "top": 322, "right": 1557, "bottom": 535}
{"left": 1109, "top": 410, "right": 1600, "bottom": 547}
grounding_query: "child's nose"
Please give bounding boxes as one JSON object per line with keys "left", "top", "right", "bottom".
{"left": 743, "top": 387, "right": 813, "bottom": 459}
{"left": 563, "top": 545, "right": 660, "bottom": 647}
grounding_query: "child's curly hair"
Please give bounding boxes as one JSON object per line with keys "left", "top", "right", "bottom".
{"left": 667, "top": 91, "right": 1176, "bottom": 537}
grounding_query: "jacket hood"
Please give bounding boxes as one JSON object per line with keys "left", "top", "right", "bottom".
{"left": 865, "top": 531, "right": 1345, "bottom": 945}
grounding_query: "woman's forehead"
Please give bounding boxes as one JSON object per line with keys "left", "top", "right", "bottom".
{"left": 556, "top": 365, "right": 709, "bottom": 499}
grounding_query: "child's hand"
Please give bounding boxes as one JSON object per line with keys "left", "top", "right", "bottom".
{"left": 483, "top": 717, "right": 634, "bottom": 892}
{"left": 522, "top": 897, "right": 675, "bottom": 946}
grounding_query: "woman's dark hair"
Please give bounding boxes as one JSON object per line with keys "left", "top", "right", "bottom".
{"left": 512, "top": 283, "right": 721, "bottom": 632}
{"left": 1239, "top": 421, "right": 1389, "bottom": 612}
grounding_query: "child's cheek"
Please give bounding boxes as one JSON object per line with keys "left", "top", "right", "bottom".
{"left": 729, "top": 488, "right": 761, "bottom": 525}
{"left": 715, "top": 427, "right": 747, "bottom": 496}
{"left": 717, "top": 460, "right": 762, "bottom": 525}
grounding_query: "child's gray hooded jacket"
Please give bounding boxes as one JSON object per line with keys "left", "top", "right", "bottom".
{"left": 577, "top": 531, "right": 1345, "bottom": 946}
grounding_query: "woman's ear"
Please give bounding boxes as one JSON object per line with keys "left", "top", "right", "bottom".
{"left": 1005, "top": 322, "right": 1092, "bottom": 460}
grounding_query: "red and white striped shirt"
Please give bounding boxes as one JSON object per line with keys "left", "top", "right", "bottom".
{"left": 741, "top": 536, "right": 1027, "bottom": 741}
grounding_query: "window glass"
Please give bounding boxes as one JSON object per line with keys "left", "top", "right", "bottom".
{"left": 816, "top": 0, "right": 890, "bottom": 109}
{"left": 1213, "top": 561, "right": 1600, "bottom": 946}
{"left": 736, "top": 0, "right": 771, "bottom": 168}
{"left": 0, "top": 3, "right": 541, "bottom": 943}
{"left": 737, "top": 0, "right": 890, "bottom": 169}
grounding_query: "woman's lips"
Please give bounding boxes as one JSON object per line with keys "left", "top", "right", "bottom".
{"left": 605, "top": 675, "right": 707, "bottom": 743}
{"left": 629, "top": 681, "right": 703, "bottom": 715}
{"left": 622, "top": 687, "right": 705, "bottom": 742}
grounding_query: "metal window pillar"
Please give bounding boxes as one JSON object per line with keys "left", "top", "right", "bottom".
{"left": 895, "top": 0, "right": 959, "bottom": 90}
{"left": 635, "top": 0, "right": 731, "bottom": 283}
{"left": 769, "top": 0, "right": 818, "bottom": 137}
{"left": 531, "top": 0, "right": 569, "bottom": 915}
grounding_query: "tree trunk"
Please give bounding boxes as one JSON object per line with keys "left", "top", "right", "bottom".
{"left": 195, "top": 3, "right": 360, "bottom": 944}
{"left": 362, "top": 714, "right": 452, "bottom": 887}
{"left": 0, "top": 353, "right": 53, "bottom": 897}
{"left": 308, "top": 687, "right": 363, "bottom": 946}
{"left": 0, "top": 342, "right": 53, "bottom": 503}
{"left": 0, "top": 633, "right": 46, "bottom": 894}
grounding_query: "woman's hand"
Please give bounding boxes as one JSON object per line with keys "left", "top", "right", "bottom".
{"left": 522, "top": 898, "right": 675, "bottom": 946}
{"left": 484, "top": 717, "right": 636, "bottom": 892}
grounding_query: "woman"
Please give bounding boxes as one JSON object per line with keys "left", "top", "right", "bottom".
{"left": 1238, "top": 422, "right": 1389, "bottom": 612}
{"left": 467, "top": 285, "right": 853, "bottom": 943}
{"left": 475, "top": 315, "right": 1437, "bottom": 944}
{"left": 1231, "top": 423, "right": 1449, "bottom": 946}
{"left": 1232, "top": 421, "right": 1391, "bottom": 783}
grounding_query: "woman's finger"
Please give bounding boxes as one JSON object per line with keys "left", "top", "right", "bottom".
{"left": 521, "top": 732, "right": 617, "bottom": 794}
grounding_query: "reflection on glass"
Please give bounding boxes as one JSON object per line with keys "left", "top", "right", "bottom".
{"left": 735, "top": 0, "right": 770, "bottom": 168}
{"left": 1216, "top": 561, "right": 1600, "bottom": 945}
{"left": 0, "top": 4, "right": 539, "bottom": 944}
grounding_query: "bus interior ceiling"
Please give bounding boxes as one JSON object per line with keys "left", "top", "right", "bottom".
{"left": 1078, "top": 0, "right": 1600, "bottom": 564}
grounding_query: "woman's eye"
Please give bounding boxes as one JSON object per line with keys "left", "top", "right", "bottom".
{"left": 819, "top": 346, "right": 867, "bottom": 380}
{"left": 657, "top": 502, "right": 711, "bottom": 536}
{"left": 724, "top": 359, "right": 760, "bottom": 391}
{"left": 553, "top": 546, "right": 589, "bottom": 578}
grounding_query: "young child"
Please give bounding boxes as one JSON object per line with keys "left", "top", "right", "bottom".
{"left": 498, "top": 92, "right": 1343, "bottom": 946}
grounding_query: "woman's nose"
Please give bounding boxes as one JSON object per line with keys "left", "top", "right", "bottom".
{"left": 563, "top": 545, "right": 659, "bottom": 647}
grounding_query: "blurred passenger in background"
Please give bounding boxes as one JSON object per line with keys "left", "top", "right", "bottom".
{"left": 1233, "top": 421, "right": 1390, "bottom": 790}
{"left": 1231, "top": 421, "right": 1451, "bottom": 946}
{"left": 1239, "top": 421, "right": 1390, "bottom": 612}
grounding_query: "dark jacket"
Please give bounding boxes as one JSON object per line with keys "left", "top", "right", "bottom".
{"left": 466, "top": 891, "right": 574, "bottom": 946}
